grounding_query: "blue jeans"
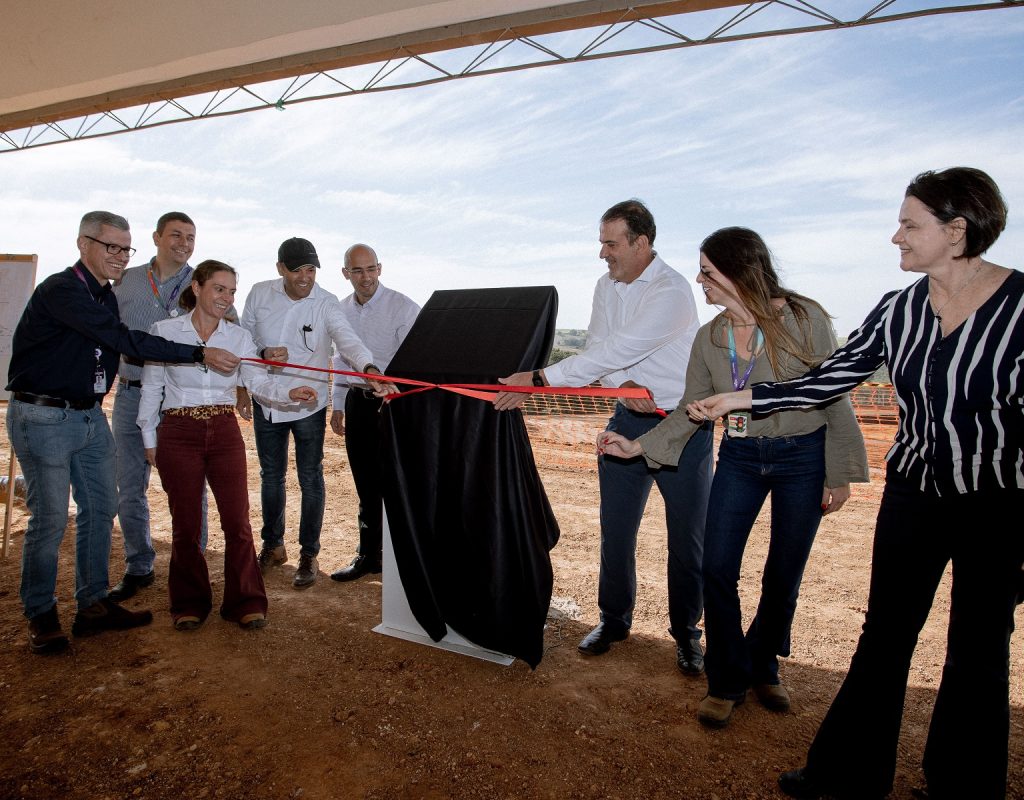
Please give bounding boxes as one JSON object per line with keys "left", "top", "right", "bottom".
{"left": 702, "top": 426, "right": 826, "bottom": 700}
{"left": 7, "top": 398, "right": 118, "bottom": 618}
{"left": 598, "top": 405, "right": 713, "bottom": 640}
{"left": 252, "top": 402, "right": 326, "bottom": 557}
{"left": 112, "top": 382, "right": 207, "bottom": 573}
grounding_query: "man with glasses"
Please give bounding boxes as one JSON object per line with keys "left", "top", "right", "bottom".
{"left": 110, "top": 211, "right": 207, "bottom": 602}
{"left": 329, "top": 243, "right": 419, "bottom": 582}
{"left": 6, "top": 211, "right": 238, "bottom": 654}
{"left": 238, "top": 237, "right": 383, "bottom": 588}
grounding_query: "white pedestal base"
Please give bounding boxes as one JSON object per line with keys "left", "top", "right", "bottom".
{"left": 373, "top": 508, "right": 514, "bottom": 666}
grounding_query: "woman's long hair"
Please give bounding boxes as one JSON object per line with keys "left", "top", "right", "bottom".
{"left": 179, "top": 259, "right": 237, "bottom": 311}
{"left": 700, "top": 227, "right": 828, "bottom": 375}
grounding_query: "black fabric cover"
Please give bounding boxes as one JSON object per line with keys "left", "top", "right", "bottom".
{"left": 380, "top": 286, "right": 560, "bottom": 668}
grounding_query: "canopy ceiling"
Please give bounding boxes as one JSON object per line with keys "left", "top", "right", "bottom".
{"left": 3, "top": 0, "right": 1020, "bottom": 151}
{"left": 2, "top": 1, "right": 737, "bottom": 129}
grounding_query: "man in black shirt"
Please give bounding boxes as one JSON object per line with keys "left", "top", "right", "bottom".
{"left": 6, "top": 210, "right": 238, "bottom": 655}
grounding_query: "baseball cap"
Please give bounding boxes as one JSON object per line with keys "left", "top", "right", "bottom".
{"left": 278, "top": 237, "right": 321, "bottom": 271}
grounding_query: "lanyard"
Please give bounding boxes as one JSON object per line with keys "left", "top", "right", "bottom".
{"left": 727, "top": 323, "right": 763, "bottom": 391}
{"left": 147, "top": 264, "right": 189, "bottom": 313}
{"left": 72, "top": 265, "right": 99, "bottom": 302}
{"left": 72, "top": 265, "right": 105, "bottom": 376}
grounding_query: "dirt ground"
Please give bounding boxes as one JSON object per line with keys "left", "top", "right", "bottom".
{"left": 0, "top": 405, "right": 1021, "bottom": 800}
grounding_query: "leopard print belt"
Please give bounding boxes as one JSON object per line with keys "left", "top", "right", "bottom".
{"left": 164, "top": 405, "right": 235, "bottom": 420}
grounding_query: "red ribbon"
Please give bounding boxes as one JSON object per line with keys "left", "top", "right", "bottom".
{"left": 241, "top": 357, "right": 667, "bottom": 416}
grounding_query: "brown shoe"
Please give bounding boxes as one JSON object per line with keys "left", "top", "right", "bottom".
{"left": 754, "top": 682, "right": 791, "bottom": 712}
{"left": 173, "top": 615, "right": 203, "bottom": 632}
{"left": 257, "top": 543, "right": 287, "bottom": 573}
{"left": 697, "top": 694, "right": 745, "bottom": 729}
{"left": 28, "top": 606, "right": 69, "bottom": 654}
{"left": 71, "top": 598, "right": 153, "bottom": 637}
{"left": 239, "top": 613, "right": 267, "bottom": 630}
{"left": 293, "top": 554, "right": 318, "bottom": 588}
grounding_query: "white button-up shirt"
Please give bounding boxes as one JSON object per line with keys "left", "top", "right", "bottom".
{"left": 331, "top": 284, "right": 420, "bottom": 408}
{"left": 240, "top": 279, "right": 374, "bottom": 423}
{"left": 542, "top": 255, "right": 700, "bottom": 410}
{"left": 137, "top": 312, "right": 295, "bottom": 448}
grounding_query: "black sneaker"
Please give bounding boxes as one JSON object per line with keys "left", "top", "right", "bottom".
{"left": 71, "top": 598, "right": 153, "bottom": 637}
{"left": 28, "top": 606, "right": 69, "bottom": 654}
{"left": 676, "top": 638, "right": 705, "bottom": 675}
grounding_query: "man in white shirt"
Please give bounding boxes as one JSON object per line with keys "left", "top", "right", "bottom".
{"left": 496, "top": 200, "right": 713, "bottom": 671}
{"left": 329, "top": 243, "right": 420, "bottom": 582}
{"left": 239, "top": 238, "right": 379, "bottom": 588}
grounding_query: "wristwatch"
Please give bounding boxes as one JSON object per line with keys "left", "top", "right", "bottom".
{"left": 192, "top": 345, "right": 206, "bottom": 364}
{"left": 531, "top": 370, "right": 544, "bottom": 387}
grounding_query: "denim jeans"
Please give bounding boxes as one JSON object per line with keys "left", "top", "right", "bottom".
{"left": 252, "top": 402, "right": 326, "bottom": 557}
{"left": 804, "top": 471, "right": 1024, "bottom": 799}
{"left": 598, "top": 405, "right": 713, "bottom": 640}
{"left": 702, "top": 426, "right": 826, "bottom": 699}
{"left": 113, "top": 382, "right": 207, "bottom": 572}
{"left": 7, "top": 398, "right": 117, "bottom": 618}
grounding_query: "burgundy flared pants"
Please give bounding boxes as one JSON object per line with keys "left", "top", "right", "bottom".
{"left": 155, "top": 413, "right": 267, "bottom": 623}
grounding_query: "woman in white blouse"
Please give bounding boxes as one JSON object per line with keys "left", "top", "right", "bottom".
{"left": 139, "top": 260, "right": 316, "bottom": 632}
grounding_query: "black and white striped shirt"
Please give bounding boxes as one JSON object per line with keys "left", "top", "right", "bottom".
{"left": 752, "top": 270, "right": 1024, "bottom": 496}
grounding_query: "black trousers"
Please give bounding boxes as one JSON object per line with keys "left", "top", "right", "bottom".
{"left": 804, "top": 470, "right": 1024, "bottom": 799}
{"left": 344, "top": 390, "right": 384, "bottom": 560}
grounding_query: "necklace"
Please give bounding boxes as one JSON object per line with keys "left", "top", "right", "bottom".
{"left": 930, "top": 264, "right": 985, "bottom": 323}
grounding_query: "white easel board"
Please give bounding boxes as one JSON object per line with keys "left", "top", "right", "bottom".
{"left": 0, "top": 254, "right": 38, "bottom": 402}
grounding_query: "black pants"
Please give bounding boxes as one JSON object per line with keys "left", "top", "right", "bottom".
{"left": 804, "top": 470, "right": 1024, "bottom": 799}
{"left": 344, "top": 390, "right": 384, "bottom": 560}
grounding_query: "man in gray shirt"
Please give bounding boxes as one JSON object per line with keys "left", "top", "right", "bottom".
{"left": 110, "top": 211, "right": 204, "bottom": 601}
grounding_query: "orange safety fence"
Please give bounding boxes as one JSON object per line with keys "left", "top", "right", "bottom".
{"left": 523, "top": 383, "right": 899, "bottom": 476}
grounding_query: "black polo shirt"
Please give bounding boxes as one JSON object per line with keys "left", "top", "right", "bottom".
{"left": 6, "top": 261, "right": 197, "bottom": 405}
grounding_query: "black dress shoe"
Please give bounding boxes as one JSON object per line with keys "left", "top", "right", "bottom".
{"left": 577, "top": 622, "right": 629, "bottom": 656}
{"left": 108, "top": 570, "right": 155, "bottom": 602}
{"left": 330, "top": 554, "right": 382, "bottom": 582}
{"left": 676, "top": 638, "right": 705, "bottom": 675}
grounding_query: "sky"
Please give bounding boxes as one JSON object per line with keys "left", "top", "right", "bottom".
{"left": 2, "top": 7, "right": 1024, "bottom": 338}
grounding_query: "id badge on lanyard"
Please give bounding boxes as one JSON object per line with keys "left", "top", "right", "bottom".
{"left": 726, "top": 323, "right": 762, "bottom": 438}
{"left": 93, "top": 348, "right": 106, "bottom": 394}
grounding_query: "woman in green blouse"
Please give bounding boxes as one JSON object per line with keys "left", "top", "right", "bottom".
{"left": 600, "top": 227, "right": 868, "bottom": 729}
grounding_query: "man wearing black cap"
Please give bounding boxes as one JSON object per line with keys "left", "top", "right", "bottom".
{"left": 238, "top": 237, "right": 382, "bottom": 588}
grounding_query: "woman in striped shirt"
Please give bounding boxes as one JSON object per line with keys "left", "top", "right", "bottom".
{"left": 695, "top": 167, "right": 1023, "bottom": 800}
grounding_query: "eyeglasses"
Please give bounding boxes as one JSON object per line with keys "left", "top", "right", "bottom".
{"left": 84, "top": 235, "right": 137, "bottom": 258}
{"left": 345, "top": 265, "right": 380, "bottom": 278}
